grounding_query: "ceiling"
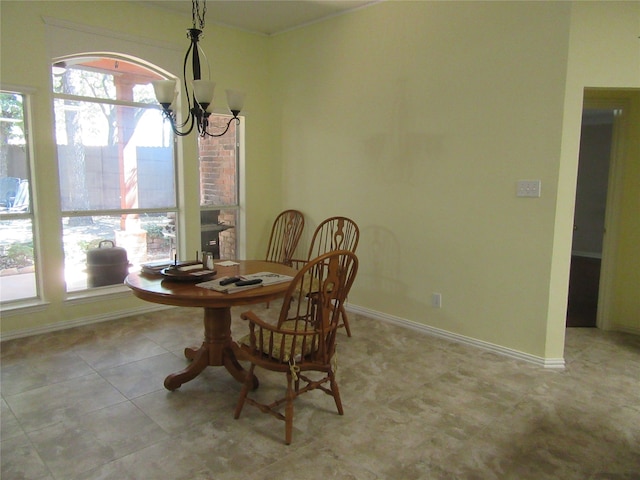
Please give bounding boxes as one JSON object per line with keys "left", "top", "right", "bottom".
{"left": 137, "top": 0, "right": 377, "bottom": 36}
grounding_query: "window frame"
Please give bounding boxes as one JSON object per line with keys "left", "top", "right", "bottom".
{"left": 51, "top": 55, "right": 180, "bottom": 293}
{"left": 0, "top": 85, "right": 42, "bottom": 308}
{"left": 199, "top": 113, "right": 242, "bottom": 260}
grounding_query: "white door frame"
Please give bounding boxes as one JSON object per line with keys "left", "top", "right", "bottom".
{"left": 582, "top": 94, "right": 630, "bottom": 330}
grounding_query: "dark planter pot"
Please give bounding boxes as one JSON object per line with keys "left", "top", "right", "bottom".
{"left": 86, "top": 240, "right": 129, "bottom": 288}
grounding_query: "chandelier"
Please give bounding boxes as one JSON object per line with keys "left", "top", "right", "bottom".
{"left": 152, "top": 0, "right": 245, "bottom": 137}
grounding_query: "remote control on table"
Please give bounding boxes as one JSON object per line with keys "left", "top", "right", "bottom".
{"left": 234, "top": 279, "right": 263, "bottom": 286}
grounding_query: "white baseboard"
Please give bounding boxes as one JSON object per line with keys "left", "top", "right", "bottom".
{"left": 0, "top": 304, "right": 172, "bottom": 342}
{"left": 1, "top": 300, "right": 566, "bottom": 369}
{"left": 345, "top": 304, "right": 566, "bottom": 369}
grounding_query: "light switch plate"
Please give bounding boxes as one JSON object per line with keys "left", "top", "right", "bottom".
{"left": 517, "top": 180, "right": 541, "bottom": 197}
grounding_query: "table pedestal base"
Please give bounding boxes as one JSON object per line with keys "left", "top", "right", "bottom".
{"left": 164, "top": 307, "right": 258, "bottom": 391}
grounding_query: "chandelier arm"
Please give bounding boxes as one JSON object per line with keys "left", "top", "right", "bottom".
{"left": 174, "top": 115, "right": 196, "bottom": 136}
{"left": 183, "top": 36, "right": 198, "bottom": 114}
{"left": 158, "top": 34, "right": 201, "bottom": 137}
{"left": 190, "top": 30, "right": 203, "bottom": 82}
{"left": 162, "top": 108, "right": 195, "bottom": 137}
{"left": 200, "top": 116, "right": 240, "bottom": 138}
{"left": 166, "top": 101, "right": 196, "bottom": 132}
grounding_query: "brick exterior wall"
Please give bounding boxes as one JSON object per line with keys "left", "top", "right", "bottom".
{"left": 198, "top": 115, "right": 237, "bottom": 259}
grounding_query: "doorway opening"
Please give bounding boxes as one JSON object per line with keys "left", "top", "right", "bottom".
{"left": 567, "top": 109, "right": 615, "bottom": 327}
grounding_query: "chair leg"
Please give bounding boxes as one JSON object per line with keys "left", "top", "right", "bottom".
{"left": 329, "top": 368, "right": 344, "bottom": 415}
{"left": 285, "top": 372, "right": 295, "bottom": 445}
{"left": 340, "top": 305, "right": 352, "bottom": 337}
{"left": 234, "top": 364, "right": 255, "bottom": 419}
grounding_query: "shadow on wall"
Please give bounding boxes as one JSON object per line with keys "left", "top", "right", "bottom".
{"left": 363, "top": 78, "right": 446, "bottom": 187}
{"left": 356, "top": 225, "right": 432, "bottom": 315}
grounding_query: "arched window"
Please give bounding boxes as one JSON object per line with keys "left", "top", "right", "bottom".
{"left": 52, "top": 55, "right": 177, "bottom": 291}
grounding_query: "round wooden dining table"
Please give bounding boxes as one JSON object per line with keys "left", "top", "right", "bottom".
{"left": 125, "top": 260, "right": 297, "bottom": 391}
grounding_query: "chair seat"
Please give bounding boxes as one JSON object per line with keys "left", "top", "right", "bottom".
{"left": 238, "top": 320, "right": 318, "bottom": 362}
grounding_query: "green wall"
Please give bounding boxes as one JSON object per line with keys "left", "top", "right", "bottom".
{"left": 271, "top": 1, "right": 572, "bottom": 359}
{"left": 268, "top": 0, "right": 639, "bottom": 360}
{"left": 1, "top": 1, "right": 638, "bottom": 362}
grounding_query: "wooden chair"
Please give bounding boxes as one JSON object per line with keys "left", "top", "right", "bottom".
{"left": 232, "top": 250, "right": 359, "bottom": 445}
{"left": 291, "top": 216, "right": 359, "bottom": 336}
{"left": 264, "top": 209, "right": 305, "bottom": 267}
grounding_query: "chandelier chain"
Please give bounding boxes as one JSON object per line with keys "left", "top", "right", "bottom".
{"left": 192, "top": 0, "right": 206, "bottom": 30}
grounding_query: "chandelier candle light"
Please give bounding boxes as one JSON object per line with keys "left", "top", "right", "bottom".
{"left": 152, "top": 0, "right": 245, "bottom": 137}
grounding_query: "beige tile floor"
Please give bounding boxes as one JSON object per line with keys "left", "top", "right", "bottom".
{"left": 1, "top": 302, "right": 639, "bottom": 480}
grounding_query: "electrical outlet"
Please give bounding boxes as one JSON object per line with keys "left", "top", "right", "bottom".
{"left": 517, "top": 180, "right": 541, "bottom": 197}
{"left": 431, "top": 292, "right": 442, "bottom": 308}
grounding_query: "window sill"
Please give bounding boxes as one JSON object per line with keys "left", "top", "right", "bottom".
{"left": 65, "top": 284, "right": 132, "bottom": 305}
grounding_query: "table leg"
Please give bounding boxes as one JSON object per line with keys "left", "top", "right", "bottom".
{"left": 164, "top": 307, "right": 256, "bottom": 390}
{"left": 184, "top": 346, "right": 199, "bottom": 361}
{"left": 223, "top": 346, "right": 259, "bottom": 389}
{"left": 164, "top": 346, "right": 208, "bottom": 391}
